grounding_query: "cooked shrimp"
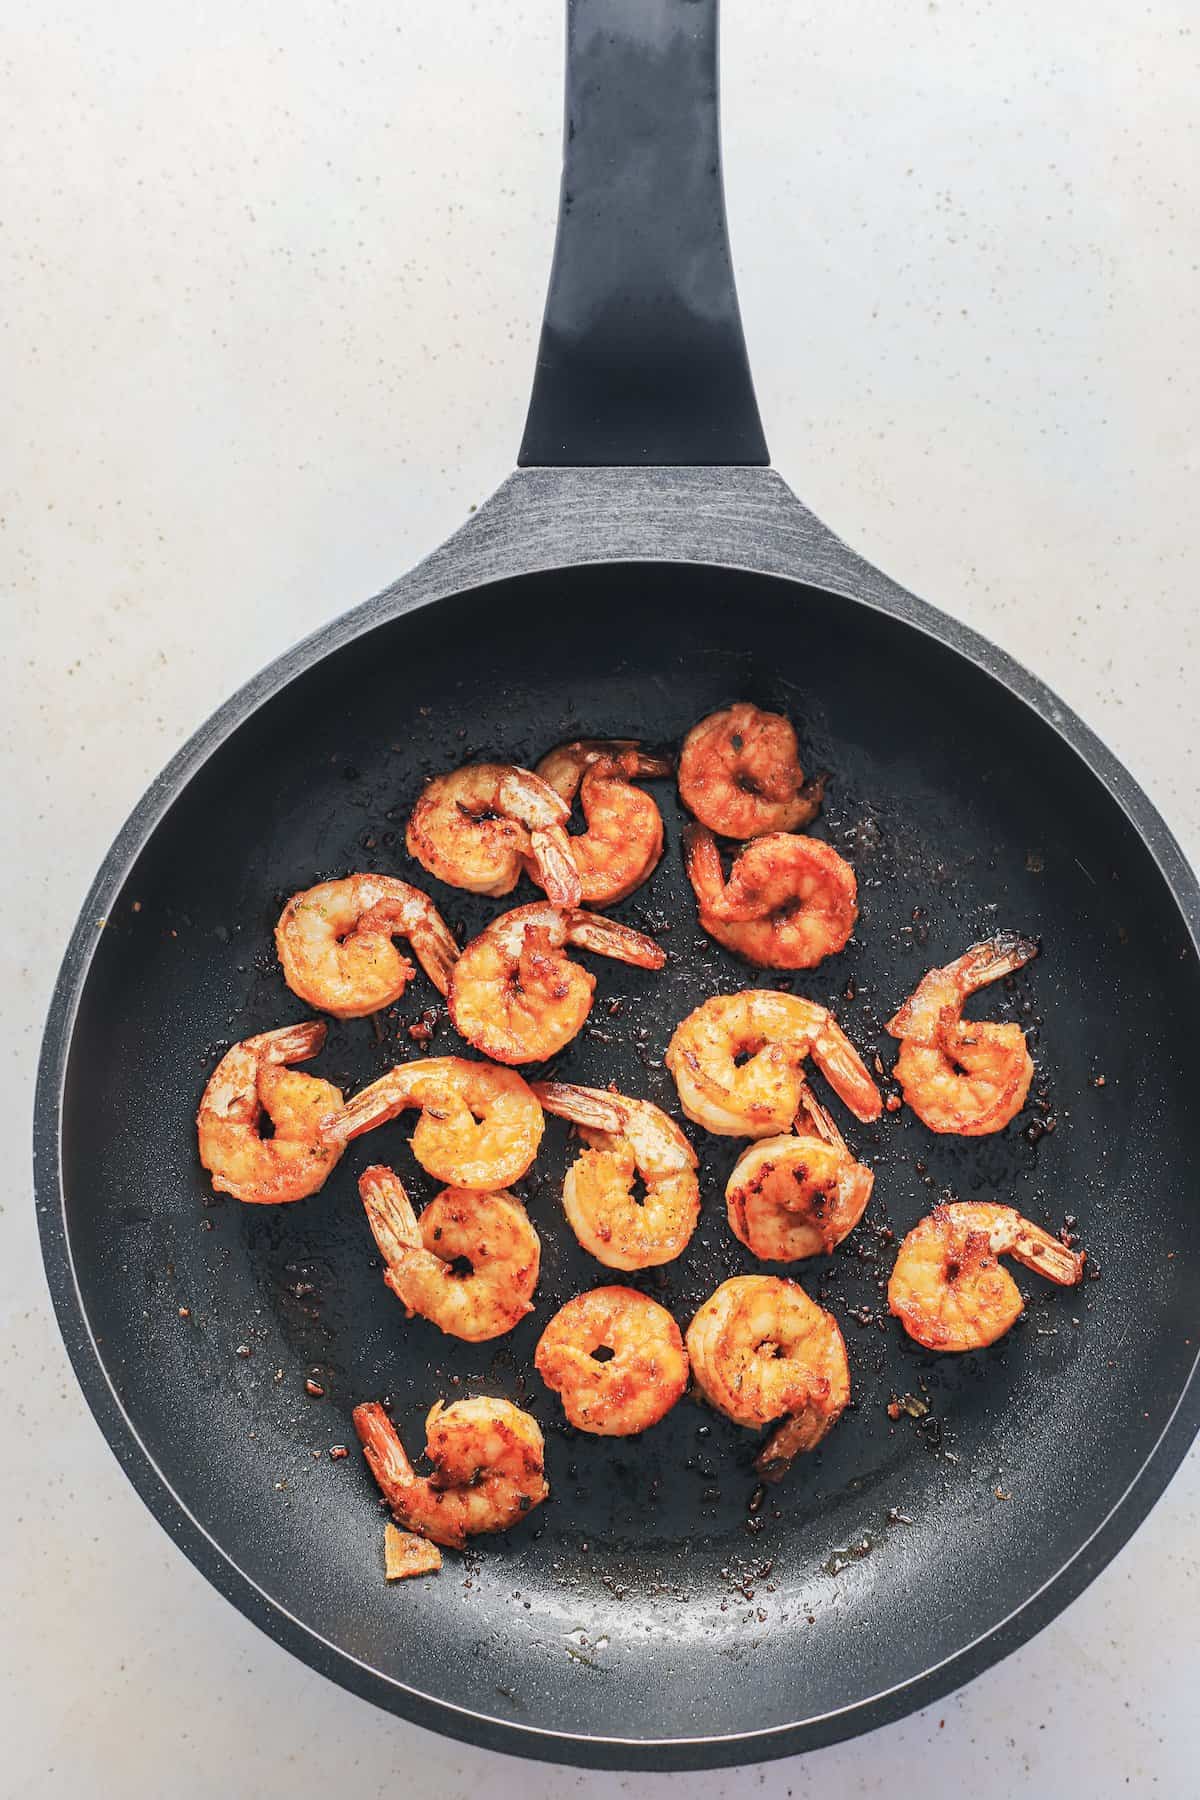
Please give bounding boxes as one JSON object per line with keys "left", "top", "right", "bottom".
{"left": 535, "top": 1287, "right": 689, "bottom": 1435}
{"left": 686, "top": 1275, "right": 850, "bottom": 1478}
{"left": 358, "top": 1164, "right": 539, "bottom": 1341}
{"left": 197, "top": 1022, "right": 343, "bottom": 1204}
{"left": 532, "top": 1082, "right": 700, "bottom": 1269}
{"left": 448, "top": 903, "right": 665, "bottom": 1065}
{"left": 666, "top": 990, "right": 881, "bottom": 1137}
{"left": 888, "top": 1201, "right": 1084, "bottom": 1351}
{"left": 274, "top": 874, "right": 459, "bottom": 1018}
{"left": 678, "top": 703, "right": 823, "bottom": 839}
{"left": 536, "top": 739, "right": 673, "bottom": 906}
{"left": 321, "top": 1056, "right": 544, "bottom": 1189}
{"left": 888, "top": 933, "right": 1039, "bottom": 1135}
{"left": 685, "top": 826, "right": 857, "bottom": 969}
{"left": 406, "top": 762, "right": 581, "bottom": 905}
{"left": 726, "top": 1088, "right": 874, "bottom": 1261}
{"left": 354, "top": 1397, "right": 548, "bottom": 1549}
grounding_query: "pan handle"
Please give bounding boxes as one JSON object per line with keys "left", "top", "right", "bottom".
{"left": 518, "top": 0, "right": 768, "bottom": 467}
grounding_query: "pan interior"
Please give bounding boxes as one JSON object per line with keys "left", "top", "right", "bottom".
{"left": 61, "top": 561, "right": 1200, "bottom": 1744}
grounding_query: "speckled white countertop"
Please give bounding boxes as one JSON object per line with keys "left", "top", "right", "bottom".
{"left": 4, "top": 3, "right": 1198, "bottom": 1794}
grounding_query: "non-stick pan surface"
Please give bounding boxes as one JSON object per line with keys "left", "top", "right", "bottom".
{"left": 46, "top": 559, "right": 1200, "bottom": 1761}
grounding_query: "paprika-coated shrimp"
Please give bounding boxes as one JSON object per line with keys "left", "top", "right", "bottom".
{"left": 358, "top": 1164, "right": 539, "bottom": 1341}
{"left": 197, "top": 1022, "right": 343, "bottom": 1204}
{"left": 726, "top": 1088, "right": 874, "bottom": 1261}
{"left": 685, "top": 826, "right": 857, "bottom": 969}
{"left": 888, "top": 933, "right": 1038, "bottom": 1135}
{"left": 535, "top": 1287, "right": 689, "bottom": 1435}
{"left": 354, "top": 1398, "right": 548, "bottom": 1549}
{"left": 888, "top": 1201, "right": 1084, "bottom": 1351}
{"left": 536, "top": 739, "right": 673, "bottom": 906}
{"left": 321, "top": 1056, "right": 544, "bottom": 1189}
{"left": 532, "top": 1082, "right": 700, "bottom": 1269}
{"left": 275, "top": 874, "right": 459, "bottom": 1017}
{"left": 448, "top": 903, "right": 665, "bottom": 1065}
{"left": 678, "top": 703, "right": 823, "bottom": 839}
{"left": 686, "top": 1275, "right": 850, "bottom": 1478}
{"left": 666, "top": 990, "right": 881, "bottom": 1137}
{"left": 406, "top": 762, "right": 581, "bottom": 905}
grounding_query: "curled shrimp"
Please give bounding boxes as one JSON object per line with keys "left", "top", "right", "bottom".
{"left": 726, "top": 1087, "right": 874, "bottom": 1261}
{"left": 358, "top": 1164, "right": 539, "bottom": 1342}
{"left": 275, "top": 875, "right": 459, "bottom": 1018}
{"left": 448, "top": 902, "right": 665, "bottom": 1065}
{"left": 888, "top": 933, "right": 1038, "bottom": 1135}
{"left": 666, "top": 990, "right": 881, "bottom": 1137}
{"left": 532, "top": 1082, "right": 700, "bottom": 1269}
{"left": 678, "top": 703, "right": 823, "bottom": 839}
{"left": 321, "top": 1056, "right": 544, "bottom": 1189}
{"left": 535, "top": 1287, "right": 689, "bottom": 1435}
{"left": 888, "top": 1201, "right": 1084, "bottom": 1351}
{"left": 197, "top": 1022, "right": 343, "bottom": 1204}
{"left": 686, "top": 1275, "right": 850, "bottom": 1478}
{"left": 406, "top": 762, "right": 581, "bottom": 905}
{"left": 535, "top": 739, "right": 673, "bottom": 906}
{"left": 353, "top": 1397, "right": 548, "bottom": 1549}
{"left": 685, "top": 826, "right": 857, "bottom": 970}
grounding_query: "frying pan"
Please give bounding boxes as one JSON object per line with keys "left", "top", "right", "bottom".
{"left": 35, "top": 0, "right": 1200, "bottom": 1771}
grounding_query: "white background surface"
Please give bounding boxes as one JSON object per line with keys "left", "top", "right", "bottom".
{"left": 4, "top": 2, "right": 1198, "bottom": 1794}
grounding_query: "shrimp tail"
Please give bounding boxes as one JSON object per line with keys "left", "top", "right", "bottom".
{"left": 527, "top": 824, "right": 583, "bottom": 907}
{"left": 621, "top": 747, "right": 675, "bottom": 780}
{"left": 564, "top": 910, "right": 666, "bottom": 970}
{"left": 359, "top": 1165, "right": 423, "bottom": 1268}
{"left": 810, "top": 1020, "right": 882, "bottom": 1123}
{"left": 1008, "top": 1221, "right": 1085, "bottom": 1287}
{"left": 793, "top": 1083, "right": 848, "bottom": 1152}
{"left": 683, "top": 822, "right": 726, "bottom": 908}
{"left": 353, "top": 1401, "right": 417, "bottom": 1507}
{"left": 406, "top": 909, "right": 460, "bottom": 997}
{"left": 319, "top": 1069, "right": 410, "bottom": 1144}
{"left": 532, "top": 1081, "right": 627, "bottom": 1135}
{"left": 961, "top": 931, "right": 1040, "bottom": 990}
{"left": 252, "top": 1020, "right": 328, "bottom": 1064}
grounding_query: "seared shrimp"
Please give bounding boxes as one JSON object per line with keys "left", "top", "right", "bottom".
{"left": 406, "top": 762, "right": 581, "bottom": 905}
{"left": 533, "top": 1082, "right": 700, "bottom": 1269}
{"left": 354, "top": 1397, "right": 548, "bottom": 1549}
{"left": 888, "top": 1201, "right": 1084, "bottom": 1351}
{"left": 685, "top": 826, "right": 857, "bottom": 970}
{"left": 275, "top": 875, "right": 459, "bottom": 1018}
{"left": 726, "top": 1088, "right": 874, "bottom": 1261}
{"left": 358, "top": 1164, "right": 539, "bottom": 1342}
{"left": 535, "top": 1287, "right": 689, "bottom": 1435}
{"left": 888, "top": 933, "right": 1038, "bottom": 1135}
{"left": 322, "top": 1056, "right": 544, "bottom": 1189}
{"left": 448, "top": 903, "right": 665, "bottom": 1065}
{"left": 678, "top": 703, "right": 823, "bottom": 839}
{"left": 686, "top": 1275, "right": 850, "bottom": 1477}
{"left": 536, "top": 739, "right": 672, "bottom": 906}
{"left": 666, "top": 990, "right": 881, "bottom": 1137}
{"left": 197, "top": 1022, "right": 343, "bottom": 1204}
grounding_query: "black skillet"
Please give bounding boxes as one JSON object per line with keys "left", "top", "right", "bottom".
{"left": 35, "top": 0, "right": 1200, "bottom": 1771}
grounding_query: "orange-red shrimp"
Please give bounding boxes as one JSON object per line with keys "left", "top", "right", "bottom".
{"left": 197, "top": 1022, "right": 343, "bottom": 1204}
{"left": 406, "top": 762, "right": 581, "bottom": 905}
{"left": 536, "top": 739, "right": 672, "bottom": 905}
{"left": 888, "top": 933, "right": 1038, "bottom": 1135}
{"left": 448, "top": 903, "right": 665, "bottom": 1065}
{"left": 275, "top": 874, "right": 458, "bottom": 1017}
{"left": 354, "top": 1398, "right": 548, "bottom": 1549}
{"left": 888, "top": 1201, "right": 1084, "bottom": 1351}
{"left": 685, "top": 826, "right": 857, "bottom": 969}
{"left": 678, "top": 703, "right": 823, "bottom": 839}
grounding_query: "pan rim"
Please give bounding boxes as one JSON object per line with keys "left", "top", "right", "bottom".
{"left": 34, "top": 540, "right": 1200, "bottom": 1767}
